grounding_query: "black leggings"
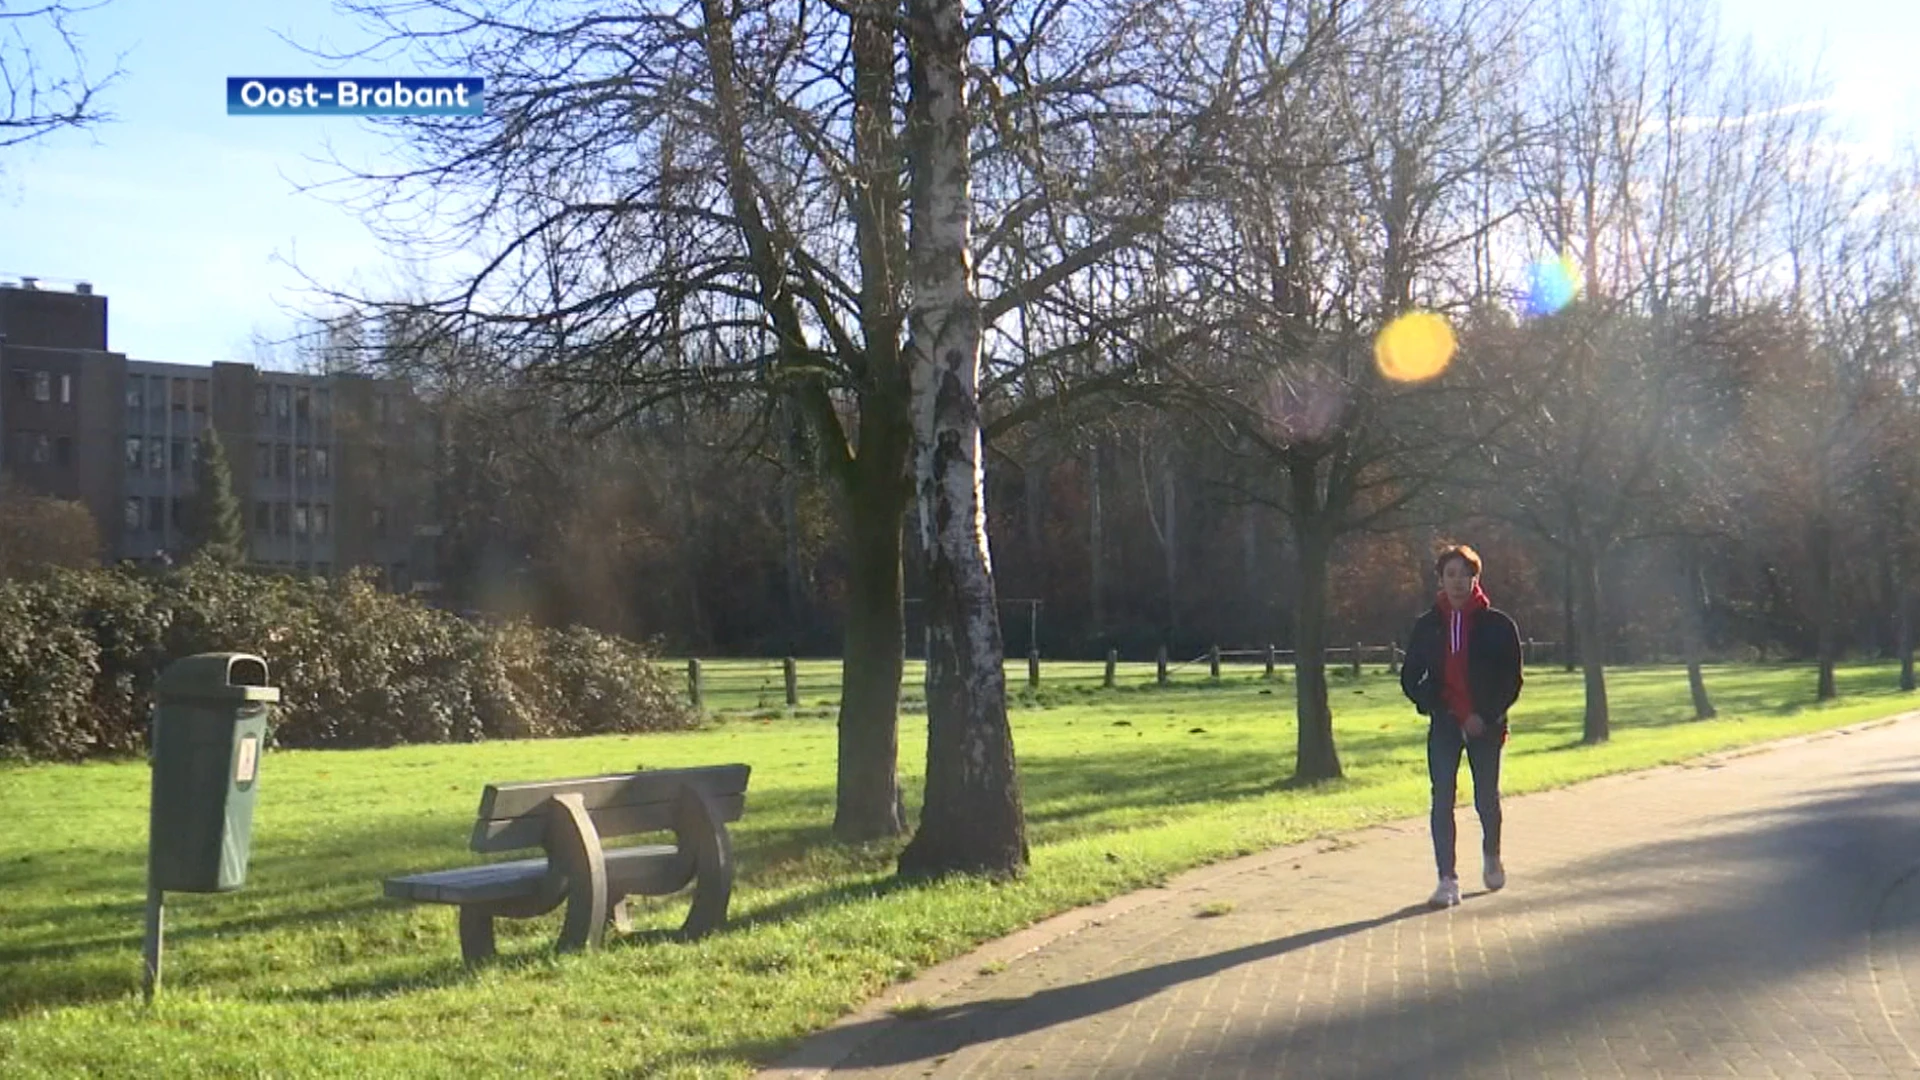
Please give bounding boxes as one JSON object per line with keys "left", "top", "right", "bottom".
{"left": 1428, "top": 714, "right": 1503, "bottom": 879}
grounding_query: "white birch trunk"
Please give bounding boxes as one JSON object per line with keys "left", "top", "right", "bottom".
{"left": 896, "top": 0, "right": 1027, "bottom": 879}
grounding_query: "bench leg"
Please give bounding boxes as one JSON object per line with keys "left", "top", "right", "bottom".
{"left": 674, "top": 786, "right": 734, "bottom": 940}
{"left": 458, "top": 907, "right": 496, "bottom": 965}
{"left": 546, "top": 792, "right": 609, "bottom": 954}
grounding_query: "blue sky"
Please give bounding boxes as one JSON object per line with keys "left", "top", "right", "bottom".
{"left": 0, "top": 0, "right": 1915, "bottom": 368}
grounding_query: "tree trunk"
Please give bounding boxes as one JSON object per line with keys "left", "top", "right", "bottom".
{"left": 833, "top": 476, "right": 909, "bottom": 842}
{"left": 1563, "top": 549, "right": 1577, "bottom": 673}
{"left": 1681, "top": 547, "right": 1715, "bottom": 720}
{"left": 1288, "top": 465, "right": 1341, "bottom": 782}
{"left": 896, "top": 0, "right": 1026, "bottom": 880}
{"left": 1899, "top": 580, "right": 1914, "bottom": 692}
{"left": 1162, "top": 453, "right": 1179, "bottom": 635}
{"left": 1024, "top": 449, "right": 1046, "bottom": 570}
{"left": 1575, "top": 548, "right": 1610, "bottom": 743}
{"left": 673, "top": 399, "right": 710, "bottom": 648}
{"left": 780, "top": 401, "right": 807, "bottom": 643}
{"left": 1088, "top": 442, "right": 1104, "bottom": 639}
{"left": 1812, "top": 515, "right": 1837, "bottom": 701}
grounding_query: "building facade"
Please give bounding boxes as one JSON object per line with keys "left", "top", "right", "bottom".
{"left": 0, "top": 277, "right": 439, "bottom": 591}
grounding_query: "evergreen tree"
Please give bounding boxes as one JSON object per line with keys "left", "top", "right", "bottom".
{"left": 184, "top": 426, "right": 246, "bottom": 566}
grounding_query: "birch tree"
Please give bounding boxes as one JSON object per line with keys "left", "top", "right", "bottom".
{"left": 894, "top": 0, "right": 1025, "bottom": 878}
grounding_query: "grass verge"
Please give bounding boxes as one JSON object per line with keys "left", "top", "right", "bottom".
{"left": 0, "top": 661, "right": 1911, "bottom": 1077}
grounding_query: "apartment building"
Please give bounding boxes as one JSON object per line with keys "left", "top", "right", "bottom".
{"left": 0, "top": 277, "right": 439, "bottom": 591}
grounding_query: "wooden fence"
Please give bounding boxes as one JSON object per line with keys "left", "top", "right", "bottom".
{"left": 679, "top": 640, "right": 1562, "bottom": 710}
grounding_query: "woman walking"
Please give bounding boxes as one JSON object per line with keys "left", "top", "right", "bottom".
{"left": 1400, "top": 544, "right": 1524, "bottom": 908}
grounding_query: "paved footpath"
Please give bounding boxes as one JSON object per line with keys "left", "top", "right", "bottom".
{"left": 764, "top": 715, "right": 1920, "bottom": 1079}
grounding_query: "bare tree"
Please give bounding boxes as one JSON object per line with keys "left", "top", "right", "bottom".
{"left": 1187, "top": 0, "right": 1528, "bottom": 781}
{"left": 0, "top": 0, "right": 119, "bottom": 152}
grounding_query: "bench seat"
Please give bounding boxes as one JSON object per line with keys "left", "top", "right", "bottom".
{"left": 382, "top": 764, "right": 750, "bottom": 964}
{"left": 385, "top": 843, "right": 686, "bottom": 905}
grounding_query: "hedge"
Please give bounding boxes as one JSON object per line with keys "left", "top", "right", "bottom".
{"left": 0, "top": 562, "right": 694, "bottom": 762}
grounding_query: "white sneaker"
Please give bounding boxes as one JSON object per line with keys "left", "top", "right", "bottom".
{"left": 1484, "top": 856, "right": 1506, "bottom": 892}
{"left": 1428, "top": 876, "right": 1461, "bottom": 908}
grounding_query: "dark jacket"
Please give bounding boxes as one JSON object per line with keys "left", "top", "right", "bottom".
{"left": 1400, "top": 604, "right": 1524, "bottom": 725}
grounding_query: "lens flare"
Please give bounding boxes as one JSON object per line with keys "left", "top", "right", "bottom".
{"left": 1373, "top": 310, "right": 1457, "bottom": 383}
{"left": 1525, "top": 254, "right": 1583, "bottom": 317}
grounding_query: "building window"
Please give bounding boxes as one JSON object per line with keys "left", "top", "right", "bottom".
{"left": 292, "top": 504, "right": 309, "bottom": 536}
{"left": 255, "top": 500, "right": 271, "bottom": 534}
{"left": 171, "top": 439, "right": 188, "bottom": 472}
{"left": 295, "top": 387, "right": 310, "bottom": 422}
{"left": 316, "top": 388, "right": 331, "bottom": 423}
{"left": 273, "top": 502, "right": 289, "bottom": 534}
{"left": 192, "top": 380, "right": 208, "bottom": 414}
{"left": 53, "top": 436, "right": 71, "bottom": 467}
{"left": 372, "top": 446, "right": 387, "bottom": 474}
{"left": 125, "top": 498, "right": 143, "bottom": 530}
{"left": 256, "top": 442, "right": 272, "bottom": 479}
{"left": 146, "top": 437, "right": 163, "bottom": 472}
{"left": 127, "top": 437, "right": 144, "bottom": 472}
{"left": 274, "top": 443, "right": 290, "bottom": 479}
{"left": 17, "top": 432, "right": 52, "bottom": 464}
{"left": 147, "top": 496, "right": 165, "bottom": 531}
{"left": 371, "top": 505, "right": 387, "bottom": 536}
{"left": 59, "top": 373, "right": 72, "bottom": 405}
{"left": 127, "top": 382, "right": 145, "bottom": 411}
{"left": 255, "top": 385, "right": 270, "bottom": 417}
{"left": 274, "top": 385, "right": 291, "bottom": 419}
{"left": 170, "top": 378, "right": 188, "bottom": 413}
{"left": 313, "top": 503, "right": 330, "bottom": 536}
{"left": 314, "top": 447, "right": 330, "bottom": 480}
{"left": 32, "top": 371, "right": 50, "bottom": 402}
{"left": 294, "top": 446, "right": 310, "bottom": 480}
{"left": 170, "top": 498, "right": 183, "bottom": 531}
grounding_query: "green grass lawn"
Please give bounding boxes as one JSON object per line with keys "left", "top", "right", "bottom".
{"left": 1, "top": 661, "right": 1914, "bottom": 1077}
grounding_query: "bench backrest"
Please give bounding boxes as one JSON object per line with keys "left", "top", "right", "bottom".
{"left": 469, "top": 764, "right": 751, "bottom": 854}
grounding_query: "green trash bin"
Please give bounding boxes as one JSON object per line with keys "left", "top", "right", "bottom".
{"left": 146, "top": 653, "right": 280, "bottom": 893}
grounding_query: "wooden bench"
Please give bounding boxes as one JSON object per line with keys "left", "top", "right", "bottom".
{"left": 383, "top": 764, "right": 750, "bottom": 964}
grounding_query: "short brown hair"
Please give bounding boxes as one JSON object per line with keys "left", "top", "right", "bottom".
{"left": 1434, "top": 543, "right": 1482, "bottom": 578}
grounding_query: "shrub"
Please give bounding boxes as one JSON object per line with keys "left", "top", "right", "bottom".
{"left": 0, "top": 563, "right": 693, "bottom": 761}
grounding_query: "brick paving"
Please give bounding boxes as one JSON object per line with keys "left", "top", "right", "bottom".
{"left": 763, "top": 715, "right": 1920, "bottom": 1079}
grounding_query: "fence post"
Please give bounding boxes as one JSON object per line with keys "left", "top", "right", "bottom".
{"left": 687, "top": 658, "right": 703, "bottom": 711}
{"left": 1524, "top": 638, "right": 1534, "bottom": 667}
{"left": 1157, "top": 645, "right": 1169, "bottom": 686}
{"left": 1352, "top": 642, "right": 1363, "bottom": 678}
{"left": 1028, "top": 646, "right": 1041, "bottom": 691}
{"left": 1389, "top": 642, "right": 1401, "bottom": 675}
{"left": 783, "top": 657, "right": 798, "bottom": 708}
{"left": 1104, "top": 647, "right": 1117, "bottom": 688}
{"left": 1209, "top": 645, "right": 1221, "bottom": 680}
{"left": 1265, "top": 644, "right": 1276, "bottom": 679}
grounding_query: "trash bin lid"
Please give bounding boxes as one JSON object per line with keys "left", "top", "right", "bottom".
{"left": 155, "top": 653, "right": 281, "bottom": 703}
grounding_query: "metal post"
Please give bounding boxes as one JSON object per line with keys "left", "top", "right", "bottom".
{"left": 783, "top": 657, "right": 798, "bottom": 708}
{"left": 1027, "top": 647, "right": 1040, "bottom": 691}
{"left": 1104, "top": 647, "right": 1117, "bottom": 688}
{"left": 1352, "top": 643, "right": 1363, "bottom": 678}
{"left": 1209, "top": 645, "right": 1221, "bottom": 680}
{"left": 687, "top": 659, "right": 703, "bottom": 710}
{"left": 1157, "top": 645, "right": 1169, "bottom": 686}
{"left": 142, "top": 886, "right": 164, "bottom": 1003}
{"left": 1265, "top": 644, "right": 1276, "bottom": 679}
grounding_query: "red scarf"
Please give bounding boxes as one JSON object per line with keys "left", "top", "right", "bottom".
{"left": 1438, "top": 582, "right": 1490, "bottom": 726}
